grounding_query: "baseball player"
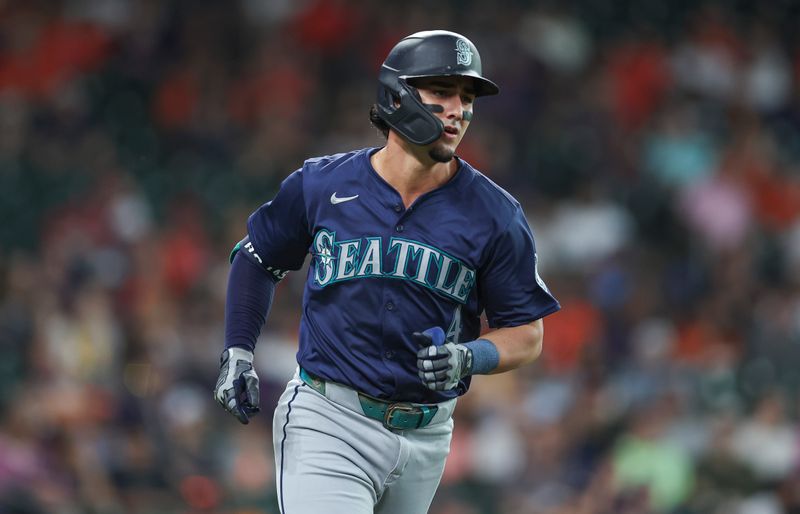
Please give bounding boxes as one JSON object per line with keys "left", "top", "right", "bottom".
{"left": 214, "top": 30, "right": 560, "bottom": 514}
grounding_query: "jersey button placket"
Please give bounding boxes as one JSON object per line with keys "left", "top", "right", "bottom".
{"left": 383, "top": 300, "right": 396, "bottom": 360}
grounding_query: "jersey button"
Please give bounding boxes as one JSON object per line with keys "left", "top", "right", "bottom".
{"left": 394, "top": 204, "right": 402, "bottom": 213}
{"left": 396, "top": 224, "right": 404, "bottom": 232}
{"left": 384, "top": 350, "right": 395, "bottom": 359}
{"left": 386, "top": 302, "right": 395, "bottom": 311}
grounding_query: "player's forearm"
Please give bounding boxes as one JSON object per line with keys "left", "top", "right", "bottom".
{"left": 480, "top": 319, "right": 544, "bottom": 374}
{"left": 224, "top": 251, "right": 277, "bottom": 352}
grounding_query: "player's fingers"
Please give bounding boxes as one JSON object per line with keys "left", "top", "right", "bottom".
{"left": 421, "top": 327, "right": 445, "bottom": 346}
{"left": 222, "top": 386, "right": 250, "bottom": 424}
{"left": 418, "top": 368, "right": 454, "bottom": 388}
{"left": 418, "top": 358, "right": 435, "bottom": 371}
{"left": 417, "top": 357, "right": 451, "bottom": 373}
{"left": 412, "top": 331, "right": 433, "bottom": 347}
{"left": 430, "top": 375, "right": 458, "bottom": 391}
{"left": 242, "top": 372, "right": 260, "bottom": 413}
{"left": 436, "top": 370, "right": 460, "bottom": 391}
{"left": 235, "top": 406, "right": 251, "bottom": 424}
{"left": 416, "top": 346, "right": 450, "bottom": 360}
{"left": 432, "top": 369, "right": 451, "bottom": 381}
{"left": 413, "top": 327, "right": 445, "bottom": 347}
{"left": 419, "top": 373, "right": 439, "bottom": 390}
{"left": 232, "top": 377, "right": 253, "bottom": 424}
{"left": 430, "top": 378, "right": 452, "bottom": 391}
{"left": 418, "top": 369, "right": 436, "bottom": 383}
{"left": 418, "top": 369, "right": 438, "bottom": 388}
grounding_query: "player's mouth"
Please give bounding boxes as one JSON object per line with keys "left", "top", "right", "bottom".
{"left": 442, "top": 126, "right": 459, "bottom": 139}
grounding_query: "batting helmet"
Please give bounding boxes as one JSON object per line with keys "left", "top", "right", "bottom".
{"left": 375, "top": 30, "right": 499, "bottom": 145}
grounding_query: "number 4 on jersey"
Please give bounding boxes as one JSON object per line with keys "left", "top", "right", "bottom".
{"left": 446, "top": 305, "right": 462, "bottom": 344}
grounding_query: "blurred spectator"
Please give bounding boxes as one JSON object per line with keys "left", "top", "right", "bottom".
{"left": 611, "top": 401, "right": 695, "bottom": 512}
{"left": 727, "top": 391, "right": 800, "bottom": 483}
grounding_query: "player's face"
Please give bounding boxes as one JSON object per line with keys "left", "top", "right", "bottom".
{"left": 412, "top": 77, "right": 476, "bottom": 163}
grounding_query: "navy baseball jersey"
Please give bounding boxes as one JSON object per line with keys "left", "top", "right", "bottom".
{"left": 245, "top": 147, "right": 560, "bottom": 403}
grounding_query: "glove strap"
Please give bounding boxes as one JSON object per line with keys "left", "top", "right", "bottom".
{"left": 461, "top": 347, "right": 474, "bottom": 378}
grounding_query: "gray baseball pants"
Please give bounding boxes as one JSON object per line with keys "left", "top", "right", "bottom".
{"left": 272, "top": 370, "right": 456, "bottom": 514}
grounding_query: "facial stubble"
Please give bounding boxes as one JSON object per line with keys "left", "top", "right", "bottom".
{"left": 428, "top": 143, "right": 455, "bottom": 163}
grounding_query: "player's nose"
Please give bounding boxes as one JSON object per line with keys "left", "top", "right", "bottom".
{"left": 441, "top": 97, "right": 464, "bottom": 121}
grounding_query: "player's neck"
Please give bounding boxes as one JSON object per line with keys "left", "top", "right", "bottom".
{"left": 372, "top": 138, "right": 458, "bottom": 207}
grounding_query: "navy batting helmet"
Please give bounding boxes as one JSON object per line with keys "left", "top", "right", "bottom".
{"left": 375, "top": 30, "right": 499, "bottom": 145}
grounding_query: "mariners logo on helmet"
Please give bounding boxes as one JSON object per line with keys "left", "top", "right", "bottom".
{"left": 455, "top": 39, "right": 473, "bottom": 66}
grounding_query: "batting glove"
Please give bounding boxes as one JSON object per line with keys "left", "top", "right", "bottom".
{"left": 414, "top": 327, "right": 473, "bottom": 391}
{"left": 214, "top": 347, "right": 260, "bottom": 424}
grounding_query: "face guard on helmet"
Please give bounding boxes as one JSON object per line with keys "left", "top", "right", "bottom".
{"left": 376, "top": 30, "right": 500, "bottom": 146}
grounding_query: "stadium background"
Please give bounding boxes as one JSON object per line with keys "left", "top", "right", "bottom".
{"left": 2, "top": 0, "right": 800, "bottom": 513}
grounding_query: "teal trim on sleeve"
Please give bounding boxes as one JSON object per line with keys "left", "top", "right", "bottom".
{"left": 229, "top": 241, "right": 242, "bottom": 263}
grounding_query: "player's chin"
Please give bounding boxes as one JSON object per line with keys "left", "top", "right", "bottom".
{"left": 428, "top": 143, "right": 456, "bottom": 163}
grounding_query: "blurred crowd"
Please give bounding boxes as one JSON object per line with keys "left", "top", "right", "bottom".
{"left": 2, "top": 0, "right": 800, "bottom": 513}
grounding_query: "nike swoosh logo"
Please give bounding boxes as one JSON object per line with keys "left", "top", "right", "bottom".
{"left": 330, "top": 192, "right": 359, "bottom": 204}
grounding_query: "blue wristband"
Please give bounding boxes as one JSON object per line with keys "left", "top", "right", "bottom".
{"left": 463, "top": 338, "right": 500, "bottom": 375}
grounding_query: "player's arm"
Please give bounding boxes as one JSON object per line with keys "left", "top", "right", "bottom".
{"left": 416, "top": 205, "right": 559, "bottom": 391}
{"left": 479, "top": 318, "right": 543, "bottom": 374}
{"left": 213, "top": 246, "right": 276, "bottom": 424}
{"left": 415, "top": 319, "right": 543, "bottom": 390}
{"left": 214, "top": 169, "right": 311, "bottom": 423}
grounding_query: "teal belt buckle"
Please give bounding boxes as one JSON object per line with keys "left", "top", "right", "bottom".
{"left": 384, "top": 403, "right": 421, "bottom": 430}
{"left": 371, "top": 400, "right": 438, "bottom": 430}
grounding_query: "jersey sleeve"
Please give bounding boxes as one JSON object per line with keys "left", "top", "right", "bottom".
{"left": 479, "top": 207, "right": 560, "bottom": 328}
{"left": 246, "top": 168, "right": 311, "bottom": 274}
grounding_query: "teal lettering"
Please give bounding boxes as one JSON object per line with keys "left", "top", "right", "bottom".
{"left": 312, "top": 232, "right": 476, "bottom": 304}
{"left": 452, "top": 266, "right": 475, "bottom": 302}
{"left": 435, "top": 254, "right": 456, "bottom": 296}
{"left": 335, "top": 240, "right": 361, "bottom": 280}
{"left": 389, "top": 239, "right": 415, "bottom": 278}
{"left": 356, "top": 238, "right": 382, "bottom": 277}
{"left": 410, "top": 244, "right": 439, "bottom": 286}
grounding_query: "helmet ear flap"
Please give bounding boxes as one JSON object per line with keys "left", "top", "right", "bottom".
{"left": 379, "top": 87, "right": 399, "bottom": 113}
{"left": 375, "top": 78, "right": 444, "bottom": 145}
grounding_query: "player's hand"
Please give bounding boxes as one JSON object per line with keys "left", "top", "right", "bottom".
{"left": 214, "top": 347, "right": 260, "bottom": 424}
{"left": 414, "top": 327, "right": 473, "bottom": 391}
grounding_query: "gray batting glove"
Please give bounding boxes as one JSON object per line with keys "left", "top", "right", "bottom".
{"left": 214, "top": 347, "right": 260, "bottom": 424}
{"left": 414, "top": 327, "right": 473, "bottom": 391}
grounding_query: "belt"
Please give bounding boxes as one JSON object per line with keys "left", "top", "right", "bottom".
{"left": 299, "top": 367, "right": 441, "bottom": 430}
